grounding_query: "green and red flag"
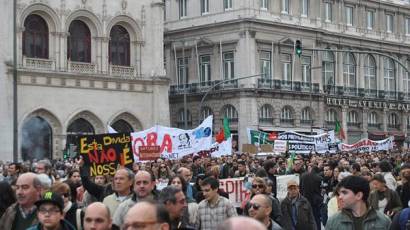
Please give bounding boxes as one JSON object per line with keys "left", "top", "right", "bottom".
{"left": 334, "top": 120, "right": 346, "bottom": 140}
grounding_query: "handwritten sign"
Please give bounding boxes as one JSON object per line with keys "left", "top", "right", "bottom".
{"left": 219, "top": 177, "right": 250, "bottom": 207}
{"left": 139, "top": 146, "right": 161, "bottom": 161}
{"left": 78, "top": 133, "right": 134, "bottom": 176}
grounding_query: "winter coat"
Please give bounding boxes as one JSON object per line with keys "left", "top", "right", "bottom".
{"left": 325, "top": 208, "right": 391, "bottom": 230}
{"left": 368, "top": 187, "right": 402, "bottom": 215}
{"left": 0, "top": 203, "right": 39, "bottom": 230}
{"left": 280, "top": 195, "right": 316, "bottom": 230}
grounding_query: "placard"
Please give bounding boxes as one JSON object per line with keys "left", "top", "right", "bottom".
{"left": 139, "top": 146, "right": 161, "bottom": 161}
{"left": 77, "top": 133, "right": 134, "bottom": 176}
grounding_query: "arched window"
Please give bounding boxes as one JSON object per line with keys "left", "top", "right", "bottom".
{"left": 23, "top": 14, "right": 49, "bottom": 59}
{"left": 368, "top": 112, "right": 378, "bottom": 126}
{"left": 223, "top": 105, "right": 238, "bottom": 122}
{"left": 388, "top": 113, "right": 399, "bottom": 128}
{"left": 21, "top": 116, "right": 52, "bottom": 161}
{"left": 347, "top": 111, "right": 358, "bottom": 124}
{"left": 177, "top": 109, "right": 192, "bottom": 128}
{"left": 326, "top": 109, "right": 337, "bottom": 122}
{"left": 364, "top": 55, "right": 376, "bottom": 90}
{"left": 111, "top": 119, "right": 133, "bottom": 133}
{"left": 201, "top": 107, "right": 213, "bottom": 122}
{"left": 68, "top": 20, "right": 91, "bottom": 62}
{"left": 280, "top": 106, "right": 293, "bottom": 120}
{"left": 301, "top": 107, "right": 312, "bottom": 122}
{"left": 109, "top": 25, "right": 130, "bottom": 66}
{"left": 322, "top": 50, "right": 335, "bottom": 86}
{"left": 67, "top": 118, "right": 95, "bottom": 135}
{"left": 384, "top": 58, "right": 395, "bottom": 92}
{"left": 404, "top": 60, "right": 410, "bottom": 94}
{"left": 343, "top": 53, "right": 356, "bottom": 87}
{"left": 259, "top": 104, "right": 273, "bottom": 123}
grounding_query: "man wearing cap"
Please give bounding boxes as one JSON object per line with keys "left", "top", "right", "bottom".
{"left": 27, "top": 191, "right": 76, "bottom": 230}
{"left": 397, "top": 163, "right": 410, "bottom": 208}
{"left": 280, "top": 180, "right": 316, "bottom": 230}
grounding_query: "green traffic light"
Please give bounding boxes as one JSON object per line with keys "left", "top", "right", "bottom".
{"left": 295, "top": 40, "right": 302, "bottom": 57}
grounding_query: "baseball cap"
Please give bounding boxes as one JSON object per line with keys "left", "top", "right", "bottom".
{"left": 35, "top": 191, "right": 64, "bottom": 212}
{"left": 287, "top": 180, "right": 299, "bottom": 188}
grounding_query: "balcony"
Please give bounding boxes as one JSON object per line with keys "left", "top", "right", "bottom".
{"left": 258, "top": 79, "right": 319, "bottom": 93}
{"left": 300, "top": 119, "right": 314, "bottom": 125}
{"left": 326, "top": 121, "right": 336, "bottom": 126}
{"left": 388, "top": 124, "right": 401, "bottom": 129}
{"left": 280, "top": 118, "right": 294, "bottom": 124}
{"left": 110, "top": 65, "right": 137, "bottom": 79}
{"left": 368, "top": 123, "right": 381, "bottom": 129}
{"left": 22, "top": 57, "right": 55, "bottom": 71}
{"left": 68, "top": 61, "right": 96, "bottom": 74}
{"left": 347, "top": 122, "right": 361, "bottom": 128}
{"left": 169, "top": 79, "right": 239, "bottom": 95}
{"left": 259, "top": 117, "right": 274, "bottom": 124}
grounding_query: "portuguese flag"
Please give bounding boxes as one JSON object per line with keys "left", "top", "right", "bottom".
{"left": 334, "top": 120, "right": 346, "bottom": 140}
{"left": 216, "top": 117, "right": 231, "bottom": 143}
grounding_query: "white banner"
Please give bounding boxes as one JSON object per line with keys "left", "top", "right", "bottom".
{"left": 340, "top": 136, "right": 394, "bottom": 152}
{"left": 219, "top": 177, "right": 249, "bottom": 207}
{"left": 131, "top": 116, "right": 213, "bottom": 161}
{"left": 276, "top": 174, "right": 299, "bottom": 201}
{"left": 273, "top": 140, "right": 287, "bottom": 152}
{"left": 209, "top": 137, "right": 232, "bottom": 158}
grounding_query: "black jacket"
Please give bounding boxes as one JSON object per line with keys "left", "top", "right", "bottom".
{"left": 280, "top": 195, "right": 316, "bottom": 230}
{"left": 80, "top": 166, "right": 113, "bottom": 201}
{"left": 397, "top": 182, "right": 410, "bottom": 208}
{"left": 300, "top": 171, "right": 323, "bottom": 207}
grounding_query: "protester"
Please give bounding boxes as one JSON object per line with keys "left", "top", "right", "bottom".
{"left": 82, "top": 175, "right": 109, "bottom": 207}
{"left": 248, "top": 194, "right": 282, "bottom": 230}
{"left": 5, "top": 162, "right": 21, "bottom": 184}
{"left": 0, "top": 172, "right": 41, "bottom": 230}
{"left": 368, "top": 174, "right": 402, "bottom": 218}
{"left": 217, "top": 216, "right": 267, "bottom": 230}
{"left": 0, "top": 180, "right": 16, "bottom": 218}
{"left": 397, "top": 163, "right": 410, "bottom": 209}
{"left": 300, "top": 165, "right": 323, "bottom": 230}
{"left": 196, "top": 177, "right": 237, "bottom": 229}
{"left": 177, "top": 167, "right": 196, "bottom": 200}
{"left": 325, "top": 176, "right": 391, "bottom": 229}
{"left": 112, "top": 170, "right": 157, "bottom": 227}
{"left": 168, "top": 175, "right": 198, "bottom": 225}
{"left": 158, "top": 186, "right": 194, "bottom": 229}
{"left": 83, "top": 202, "right": 113, "bottom": 230}
{"left": 280, "top": 179, "right": 316, "bottom": 230}
{"left": 122, "top": 201, "right": 170, "bottom": 230}
{"left": 379, "top": 160, "right": 398, "bottom": 190}
{"left": 27, "top": 191, "right": 75, "bottom": 230}
{"left": 51, "top": 182, "right": 78, "bottom": 228}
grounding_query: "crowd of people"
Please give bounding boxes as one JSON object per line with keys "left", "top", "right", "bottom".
{"left": 0, "top": 150, "right": 410, "bottom": 230}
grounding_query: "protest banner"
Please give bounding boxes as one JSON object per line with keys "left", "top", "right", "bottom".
{"left": 77, "top": 133, "right": 134, "bottom": 176}
{"left": 276, "top": 174, "right": 299, "bottom": 201}
{"left": 273, "top": 140, "right": 287, "bottom": 152}
{"left": 219, "top": 177, "right": 250, "bottom": 207}
{"left": 131, "top": 116, "right": 213, "bottom": 161}
{"left": 248, "top": 129, "right": 336, "bottom": 154}
{"left": 340, "top": 136, "right": 394, "bottom": 152}
{"left": 242, "top": 144, "right": 258, "bottom": 154}
{"left": 139, "top": 146, "right": 161, "bottom": 161}
{"left": 197, "top": 137, "right": 232, "bottom": 158}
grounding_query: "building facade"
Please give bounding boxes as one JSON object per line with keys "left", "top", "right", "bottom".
{"left": 165, "top": 0, "right": 410, "bottom": 149}
{"left": 0, "top": 0, "right": 169, "bottom": 161}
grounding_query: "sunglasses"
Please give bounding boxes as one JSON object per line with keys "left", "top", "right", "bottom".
{"left": 248, "top": 202, "right": 262, "bottom": 210}
{"left": 252, "top": 184, "right": 265, "bottom": 189}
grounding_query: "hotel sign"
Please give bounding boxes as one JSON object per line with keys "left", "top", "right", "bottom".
{"left": 326, "top": 98, "right": 410, "bottom": 111}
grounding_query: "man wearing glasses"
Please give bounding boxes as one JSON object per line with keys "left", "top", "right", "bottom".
{"left": 27, "top": 191, "right": 75, "bottom": 230}
{"left": 248, "top": 194, "right": 283, "bottom": 230}
{"left": 123, "top": 201, "right": 170, "bottom": 230}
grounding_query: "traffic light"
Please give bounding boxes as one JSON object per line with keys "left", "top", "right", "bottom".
{"left": 295, "top": 40, "right": 302, "bottom": 57}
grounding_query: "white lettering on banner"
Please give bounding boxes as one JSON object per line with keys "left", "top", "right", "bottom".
{"left": 131, "top": 116, "right": 213, "bottom": 161}
{"left": 219, "top": 177, "right": 250, "bottom": 207}
{"left": 276, "top": 174, "right": 299, "bottom": 201}
{"left": 326, "top": 98, "right": 410, "bottom": 112}
{"left": 340, "top": 136, "right": 394, "bottom": 152}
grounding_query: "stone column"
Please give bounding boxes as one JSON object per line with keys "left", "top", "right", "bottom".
{"left": 362, "top": 108, "right": 369, "bottom": 139}
{"left": 342, "top": 106, "right": 348, "bottom": 143}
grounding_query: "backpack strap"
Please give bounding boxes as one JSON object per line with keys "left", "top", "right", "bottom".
{"left": 399, "top": 208, "right": 410, "bottom": 230}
